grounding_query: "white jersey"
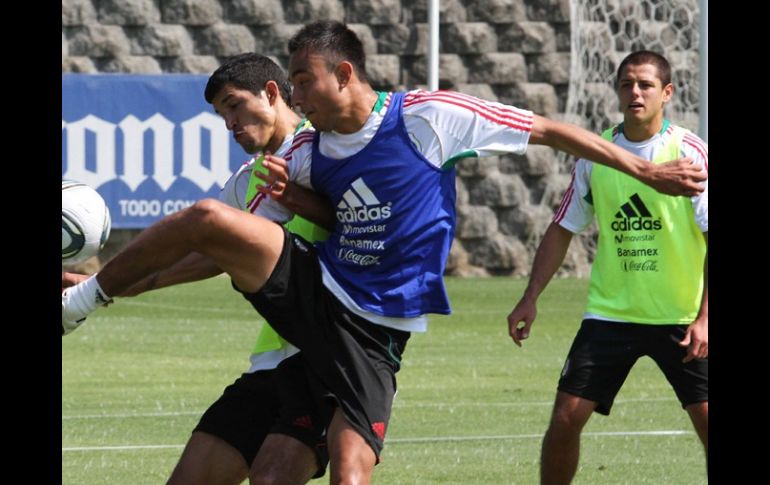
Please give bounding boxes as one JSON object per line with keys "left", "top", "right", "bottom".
{"left": 219, "top": 130, "right": 315, "bottom": 224}
{"left": 554, "top": 125, "right": 708, "bottom": 234}
{"left": 286, "top": 89, "right": 533, "bottom": 332}
{"left": 218, "top": 128, "right": 316, "bottom": 372}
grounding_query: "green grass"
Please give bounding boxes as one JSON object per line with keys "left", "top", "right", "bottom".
{"left": 62, "top": 277, "right": 707, "bottom": 484}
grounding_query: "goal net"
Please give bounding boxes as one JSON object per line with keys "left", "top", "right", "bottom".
{"left": 564, "top": 0, "right": 702, "bottom": 137}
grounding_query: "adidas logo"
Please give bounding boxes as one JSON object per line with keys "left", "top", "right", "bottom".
{"left": 610, "top": 193, "right": 662, "bottom": 231}
{"left": 371, "top": 421, "right": 386, "bottom": 441}
{"left": 336, "top": 177, "right": 392, "bottom": 223}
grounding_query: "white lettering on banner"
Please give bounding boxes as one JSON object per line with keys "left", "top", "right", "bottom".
{"left": 62, "top": 113, "right": 231, "bottom": 192}
{"left": 181, "top": 113, "right": 232, "bottom": 191}
{"left": 119, "top": 114, "right": 175, "bottom": 191}
{"left": 62, "top": 115, "right": 117, "bottom": 189}
{"left": 118, "top": 199, "right": 196, "bottom": 217}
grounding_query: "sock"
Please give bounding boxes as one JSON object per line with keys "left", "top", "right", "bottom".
{"left": 62, "top": 274, "right": 111, "bottom": 321}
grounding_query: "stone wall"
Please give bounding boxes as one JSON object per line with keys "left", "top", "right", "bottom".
{"left": 62, "top": 0, "right": 596, "bottom": 277}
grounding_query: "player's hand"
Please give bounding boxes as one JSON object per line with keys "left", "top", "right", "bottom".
{"left": 678, "top": 317, "right": 708, "bottom": 362}
{"left": 508, "top": 298, "right": 537, "bottom": 347}
{"left": 256, "top": 152, "right": 290, "bottom": 200}
{"left": 643, "top": 157, "right": 706, "bottom": 197}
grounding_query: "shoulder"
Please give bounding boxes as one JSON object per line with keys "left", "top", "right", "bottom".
{"left": 403, "top": 89, "right": 533, "bottom": 132}
{"left": 282, "top": 127, "right": 315, "bottom": 159}
{"left": 671, "top": 125, "right": 708, "bottom": 168}
{"left": 680, "top": 128, "right": 708, "bottom": 156}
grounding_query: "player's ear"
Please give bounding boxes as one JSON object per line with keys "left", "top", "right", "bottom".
{"left": 264, "top": 80, "right": 279, "bottom": 106}
{"left": 335, "top": 62, "right": 353, "bottom": 90}
{"left": 662, "top": 82, "right": 673, "bottom": 103}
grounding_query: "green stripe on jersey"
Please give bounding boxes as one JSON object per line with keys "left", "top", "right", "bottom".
{"left": 442, "top": 149, "right": 479, "bottom": 170}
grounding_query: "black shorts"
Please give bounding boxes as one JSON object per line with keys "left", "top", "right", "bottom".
{"left": 194, "top": 370, "right": 328, "bottom": 478}
{"left": 235, "top": 229, "right": 410, "bottom": 458}
{"left": 558, "top": 319, "right": 708, "bottom": 415}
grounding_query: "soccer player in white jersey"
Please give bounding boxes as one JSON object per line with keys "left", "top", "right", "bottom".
{"left": 64, "top": 53, "right": 334, "bottom": 484}
{"left": 63, "top": 23, "right": 707, "bottom": 482}
{"left": 506, "top": 50, "right": 708, "bottom": 484}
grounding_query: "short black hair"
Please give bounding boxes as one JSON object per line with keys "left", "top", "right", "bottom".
{"left": 617, "top": 50, "right": 672, "bottom": 87}
{"left": 288, "top": 21, "right": 369, "bottom": 82}
{"left": 204, "top": 53, "right": 292, "bottom": 105}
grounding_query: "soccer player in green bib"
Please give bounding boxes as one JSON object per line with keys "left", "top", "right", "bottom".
{"left": 507, "top": 51, "right": 708, "bottom": 483}
{"left": 83, "top": 54, "right": 333, "bottom": 484}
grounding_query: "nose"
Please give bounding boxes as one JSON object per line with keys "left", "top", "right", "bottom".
{"left": 224, "top": 114, "right": 237, "bottom": 131}
{"left": 291, "top": 89, "right": 303, "bottom": 111}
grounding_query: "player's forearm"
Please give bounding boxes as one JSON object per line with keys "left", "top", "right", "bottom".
{"left": 530, "top": 115, "right": 647, "bottom": 179}
{"left": 522, "top": 223, "right": 573, "bottom": 302}
{"left": 281, "top": 182, "right": 336, "bottom": 231}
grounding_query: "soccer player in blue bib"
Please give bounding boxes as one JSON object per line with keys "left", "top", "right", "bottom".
{"left": 64, "top": 22, "right": 706, "bottom": 482}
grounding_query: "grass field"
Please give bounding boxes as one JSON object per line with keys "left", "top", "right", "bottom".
{"left": 62, "top": 277, "right": 707, "bottom": 484}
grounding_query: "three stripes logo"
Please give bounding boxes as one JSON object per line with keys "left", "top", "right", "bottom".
{"left": 610, "top": 193, "right": 662, "bottom": 231}
{"left": 336, "top": 177, "right": 392, "bottom": 223}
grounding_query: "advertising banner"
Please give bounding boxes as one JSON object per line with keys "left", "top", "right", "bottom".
{"left": 62, "top": 74, "right": 248, "bottom": 228}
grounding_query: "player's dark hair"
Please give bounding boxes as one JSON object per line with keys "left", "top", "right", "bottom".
{"left": 288, "top": 21, "right": 369, "bottom": 83}
{"left": 617, "top": 50, "right": 672, "bottom": 87}
{"left": 205, "top": 53, "right": 292, "bottom": 105}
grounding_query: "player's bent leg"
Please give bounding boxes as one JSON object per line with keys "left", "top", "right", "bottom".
{"left": 249, "top": 433, "right": 319, "bottom": 485}
{"left": 167, "top": 431, "right": 249, "bottom": 485}
{"left": 96, "top": 199, "right": 284, "bottom": 297}
{"left": 685, "top": 401, "right": 708, "bottom": 453}
{"left": 541, "top": 391, "right": 598, "bottom": 485}
{"left": 327, "top": 408, "right": 376, "bottom": 485}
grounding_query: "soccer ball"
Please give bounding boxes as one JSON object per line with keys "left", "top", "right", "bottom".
{"left": 62, "top": 180, "right": 112, "bottom": 266}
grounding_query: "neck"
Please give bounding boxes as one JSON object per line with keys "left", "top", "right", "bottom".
{"left": 623, "top": 115, "right": 664, "bottom": 142}
{"left": 334, "top": 84, "right": 378, "bottom": 134}
{"left": 266, "top": 105, "right": 301, "bottom": 153}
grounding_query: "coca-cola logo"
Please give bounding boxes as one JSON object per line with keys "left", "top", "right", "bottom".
{"left": 336, "top": 248, "right": 381, "bottom": 266}
{"left": 621, "top": 260, "right": 658, "bottom": 272}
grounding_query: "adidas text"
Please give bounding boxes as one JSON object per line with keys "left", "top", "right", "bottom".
{"left": 336, "top": 204, "right": 392, "bottom": 224}
{"left": 611, "top": 218, "right": 662, "bottom": 232}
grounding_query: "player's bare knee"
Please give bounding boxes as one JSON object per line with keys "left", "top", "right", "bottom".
{"left": 549, "top": 407, "right": 587, "bottom": 434}
{"left": 184, "top": 199, "right": 231, "bottom": 238}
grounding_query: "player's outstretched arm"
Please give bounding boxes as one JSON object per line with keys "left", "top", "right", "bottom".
{"left": 508, "top": 223, "right": 574, "bottom": 346}
{"left": 680, "top": 232, "right": 708, "bottom": 362}
{"left": 529, "top": 115, "right": 706, "bottom": 197}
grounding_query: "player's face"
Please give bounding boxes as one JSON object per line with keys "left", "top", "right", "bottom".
{"left": 288, "top": 49, "right": 345, "bottom": 132}
{"left": 617, "top": 63, "right": 673, "bottom": 126}
{"left": 212, "top": 85, "right": 276, "bottom": 154}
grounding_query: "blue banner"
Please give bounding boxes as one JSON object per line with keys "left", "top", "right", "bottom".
{"left": 62, "top": 74, "right": 249, "bottom": 228}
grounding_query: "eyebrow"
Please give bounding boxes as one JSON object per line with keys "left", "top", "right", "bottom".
{"left": 212, "top": 92, "right": 234, "bottom": 116}
{"left": 619, "top": 78, "right": 656, "bottom": 84}
{"left": 289, "top": 68, "right": 309, "bottom": 80}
